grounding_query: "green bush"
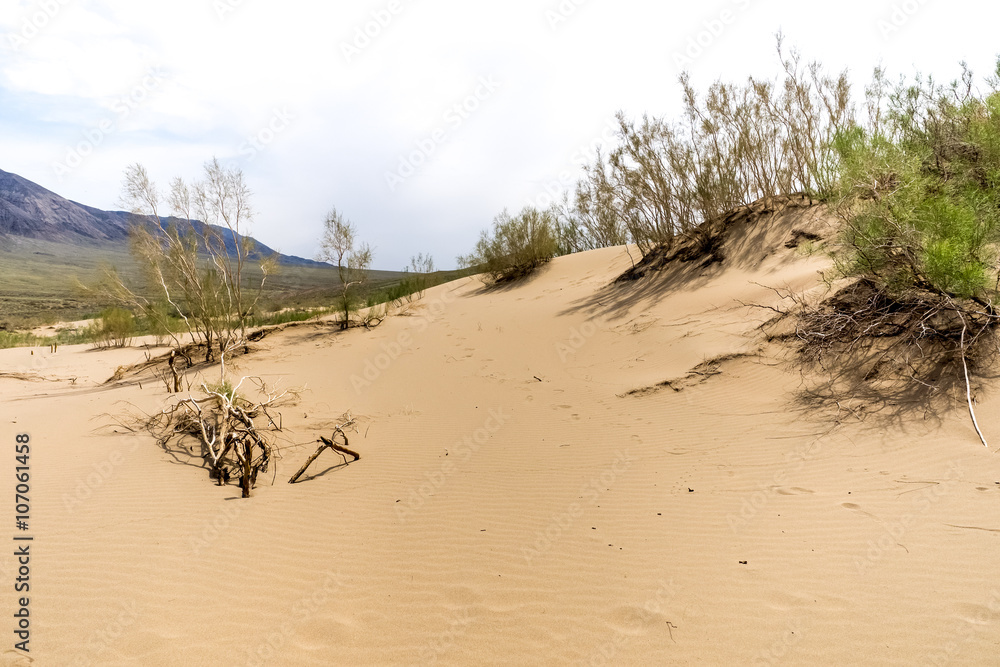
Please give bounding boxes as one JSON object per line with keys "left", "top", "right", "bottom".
{"left": 832, "top": 66, "right": 1000, "bottom": 301}
{"left": 463, "top": 207, "right": 558, "bottom": 283}
{"left": 91, "top": 307, "right": 136, "bottom": 349}
{"left": 335, "top": 291, "right": 360, "bottom": 328}
{"left": 0, "top": 331, "right": 42, "bottom": 349}
{"left": 206, "top": 379, "right": 238, "bottom": 403}
{"left": 142, "top": 301, "right": 178, "bottom": 344}
{"left": 367, "top": 280, "right": 418, "bottom": 308}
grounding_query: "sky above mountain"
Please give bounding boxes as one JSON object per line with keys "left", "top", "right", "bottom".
{"left": 1, "top": 0, "right": 997, "bottom": 270}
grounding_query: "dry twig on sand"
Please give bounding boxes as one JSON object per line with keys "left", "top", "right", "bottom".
{"left": 288, "top": 417, "right": 360, "bottom": 484}
{"left": 953, "top": 305, "right": 989, "bottom": 448}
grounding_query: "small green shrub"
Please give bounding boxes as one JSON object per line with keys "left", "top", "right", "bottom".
{"left": 0, "top": 331, "right": 42, "bottom": 349}
{"left": 367, "top": 281, "right": 416, "bottom": 308}
{"left": 335, "top": 291, "right": 360, "bottom": 329}
{"left": 91, "top": 307, "right": 136, "bottom": 349}
{"left": 206, "top": 379, "right": 238, "bottom": 403}
{"left": 142, "top": 301, "right": 178, "bottom": 344}
{"left": 464, "top": 207, "right": 559, "bottom": 283}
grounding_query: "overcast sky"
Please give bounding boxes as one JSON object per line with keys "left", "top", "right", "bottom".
{"left": 1, "top": 0, "right": 997, "bottom": 270}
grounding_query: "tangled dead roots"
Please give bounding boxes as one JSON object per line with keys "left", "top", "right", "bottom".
{"left": 794, "top": 279, "right": 999, "bottom": 409}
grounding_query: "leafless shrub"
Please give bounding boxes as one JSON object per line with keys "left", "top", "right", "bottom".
{"left": 575, "top": 34, "right": 852, "bottom": 256}
{"left": 141, "top": 377, "right": 298, "bottom": 497}
{"left": 99, "top": 160, "right": 277, "bottom": 375}
{"left": 288, "top": 415, "right": 360, "bottom": 484}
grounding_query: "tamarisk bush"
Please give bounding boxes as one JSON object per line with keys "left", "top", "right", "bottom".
{"left": 459, "top": 207, "right": 558, "bottom": 282}
{"left": 831, "top": 63, "right": 1000, "bottom": 301}
{"left": 573, "top": 34, "right": 852, "bottom": 255}
{"left": 317, "top": 208, "right": 374, "bottom": 329}
{"left": 101, "top": 159, "right": 276, "bottom": 376}
{"left": 794, "top": 60, "right": 1000, "bottom": 443}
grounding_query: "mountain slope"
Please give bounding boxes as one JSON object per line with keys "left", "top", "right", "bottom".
{"left": 0, "top": 167, "right": 324, "bottom": 267}
{"left": 0, "top": 169, "right": 129, "bottom": 242}
{"left": 0, "top": 168, "right": 414, "bottom": 324}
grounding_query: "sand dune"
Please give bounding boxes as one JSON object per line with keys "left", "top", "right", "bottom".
{"left": 2, "top": 203, "right": 999, "bottom": 665}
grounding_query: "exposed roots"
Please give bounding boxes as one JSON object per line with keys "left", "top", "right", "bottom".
{"left": 792, "top": 278, "right": 999, "bottom": 438}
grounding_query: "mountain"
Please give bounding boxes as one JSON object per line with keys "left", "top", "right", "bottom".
{"left": 0, "top": 168, "right": 420, "bottom": 324}
{"left": 0, "top": 169, "right": 129, "bottom": 242}
{"left": 0, "top": 168, "right": 325, "bottom": 267}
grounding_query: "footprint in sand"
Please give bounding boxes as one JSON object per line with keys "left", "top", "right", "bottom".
{"left": 605, "top": 602, "right": 679, "bottom": 641}
{"left": 955, "top": 602, "right": 1000, "bottom": 624}
{"left": 841, "top": 502, "right": 883, "bottom": 522}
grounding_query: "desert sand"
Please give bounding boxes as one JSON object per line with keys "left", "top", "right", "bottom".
{"left": 2, "top": 203, "right": 999, "bottom": 666}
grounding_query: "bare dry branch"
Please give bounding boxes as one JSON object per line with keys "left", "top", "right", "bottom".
{"left": 288, "top": 417, "right": 360, "bottom": 484}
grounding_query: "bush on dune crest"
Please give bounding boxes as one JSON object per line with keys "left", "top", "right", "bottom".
{"left": 570, "top": 35, "right": 852, "bottom": 255}
{"left": 317, "top": 207, "right": 374, "bottom": 330}
{"left": 459, "top": 34, "right": 853, "bottom": 276}
{"left": 459, "top": 207, "right": 558, "bottom": 283}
